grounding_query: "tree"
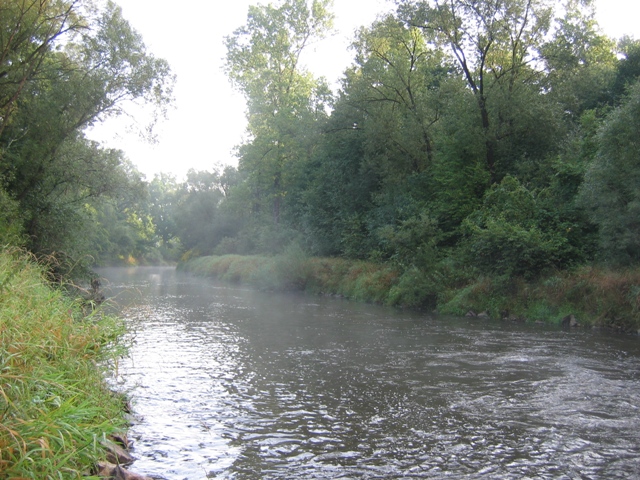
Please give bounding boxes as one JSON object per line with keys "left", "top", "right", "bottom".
{"left": 397, "top": 0, "right": 557, "bottom": 184}
{"left": 172, "top": 169, "right": 235, "bottom": 255}
{"left": 224, "top": 0, "right": 333, "bottom": 226}
{"left": 304, "top": 16, "right": 448, "bottom": 258}
{"left": 0, "top": 0, "right": 174, "bottom": 275}
{"left": 578, "top": 81, "right": 640, "bottom": 263}
{"left": 611, "top": 38, "right": 640, "bottom": 103}
{"left": 347, "top": 16, "right": 446, "bottom": 175}
{"left": 542, "top": 0, "right": 616, "bottom": 119}
{"left": 148, "top": 173, "right": 179, "bottom": 246}
{"left": 0, "top": 0, "right": 82, "bottom": 140}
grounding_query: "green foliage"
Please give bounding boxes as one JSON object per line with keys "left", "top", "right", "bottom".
{"left": 375, "top": 212, "right": 441, "bottom": 270}
{"left": 162, "top": 0, "right": 640, "bottom": 316}
{"left": 225, "top": 0, "right": 333, "bottom": 227}
{"left": 611, "top": 38, "right": 640, "bottom": 102}
{"left": 0, "top": 189, "right": 24, "bottom": 247}
{"left": 387, "top": 266, "right": 439, "bottom": 308}
{"left": 579, "top": 81, "right": 640, "bottom": 263}
{"left": 461, "top": 176, "right": 569, "bottom": 278}
{"left": 0, "top": 0, "right": 174, "bottom": 276}
{"left": 0, "top": 0, "right": 82, "bottom": 138}
{"left": 542, "top": 1, "right": 617, "bottom": 118}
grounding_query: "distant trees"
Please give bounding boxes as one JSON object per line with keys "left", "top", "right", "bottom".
{"left": 5, "top": 0, "right": 636, "bottom": 280}
{"left": 102, "top": 0, "right": 628, "bottom": 283}
{"left": 140, "top": 0, "right": 623, "bottom": 278}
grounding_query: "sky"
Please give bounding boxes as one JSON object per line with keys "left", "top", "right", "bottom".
{"left": 87, "top": 0, "right": 640, "bottom": 180}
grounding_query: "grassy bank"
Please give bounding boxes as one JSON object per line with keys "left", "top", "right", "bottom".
{"left": 0, "top": 249, "right": 127, "bottom": 478}
{"left": 180, "top": 252, "right": 640, "bottom": 332}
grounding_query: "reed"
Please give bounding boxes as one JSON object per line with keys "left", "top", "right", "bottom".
{"left": 181, "top": 254, "right": 401, "bottom": 304}
{"left": 0, "top": 248, "right": 127, "bottom": 478}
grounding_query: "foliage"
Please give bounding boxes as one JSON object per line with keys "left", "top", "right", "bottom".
{"left": 460, "top": 176, "right": 569, "bottom": 278}
{"left": 224, "top": 0, "right": 333, "bottom": 249}
{"left": 0, "top": 0, "right": 174, "bottom": 277}
{"left": 579, "top": 81, "right": 640, "bottom": 264}
{"left": 152, "top": 0, "right": 640, "bottom": 332}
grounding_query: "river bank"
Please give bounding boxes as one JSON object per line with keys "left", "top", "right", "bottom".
{"left": 0, "top": 249, "right": 136, "bottom": 478}
{"left": 180, "top": 252, "right": 640, "bottom": 333}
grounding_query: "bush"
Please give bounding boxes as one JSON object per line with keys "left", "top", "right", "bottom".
{"left": 461, "top": 176, "right": 568, "bottom": 278}
{"left": 388, "top": 266, "right": 439, "bottom": 308}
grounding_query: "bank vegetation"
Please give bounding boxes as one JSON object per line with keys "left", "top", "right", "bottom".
{"left": 153, "top": 1, "right": 640, "bottom": 332}
{"left": 181, "top": 251, "right": 640, "bottom": 332}
{"left": 0, "top": 249, "right": 128, "bottom": 477}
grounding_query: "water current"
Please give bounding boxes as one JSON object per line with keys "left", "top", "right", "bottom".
{"left": 100, "top": 266, "right": 640, "bottom": 479}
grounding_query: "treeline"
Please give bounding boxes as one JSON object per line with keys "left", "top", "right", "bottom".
{"left": 5, "top": 0, "right": 640, "bottom": 306}
{"left": 0, "top": 0, "right": 173, "bottom": 278}
{"left": 149, "top": 1, "right": 640, "bottom": 294}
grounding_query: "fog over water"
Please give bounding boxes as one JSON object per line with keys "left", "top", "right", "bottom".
{"left": 101, "top": 267, "right": 640, "bottom": 479}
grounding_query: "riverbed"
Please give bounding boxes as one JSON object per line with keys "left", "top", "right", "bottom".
{"left": 101, "top": 266, "right": 640, "bottom": 479}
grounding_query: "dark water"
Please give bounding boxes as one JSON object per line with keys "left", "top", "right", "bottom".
{"left": 100, "top": 266, "right": 640, "bottom": 479}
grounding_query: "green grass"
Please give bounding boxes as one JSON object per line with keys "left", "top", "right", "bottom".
{"left": 181, "top": 253, "right": 401, "bottom": 305}
{"left": 0, "top": 248, "right": 127, "bottom": 478}
{"left": 182, "top": 253, "right": 640, "bottom": 331}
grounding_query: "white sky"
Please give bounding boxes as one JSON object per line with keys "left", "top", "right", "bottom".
{"left": 87, "top": 0, "right": 640, "bottom": 180}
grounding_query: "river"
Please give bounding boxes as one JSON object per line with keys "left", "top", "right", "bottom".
{"left": 100, "top": 266, "right": 640, "bottom": 479}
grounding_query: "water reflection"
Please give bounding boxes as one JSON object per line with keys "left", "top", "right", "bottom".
{"left": 101, "top": 267, "right": 640, "bottom": 479}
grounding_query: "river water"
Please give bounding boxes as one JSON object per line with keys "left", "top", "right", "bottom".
{"left": 100, "top": 266, "right": 640, "bottom": 479}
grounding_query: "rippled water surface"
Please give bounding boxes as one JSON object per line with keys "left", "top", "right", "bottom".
{"left": 100, "top": 267, "right": 640, "bottom": 479}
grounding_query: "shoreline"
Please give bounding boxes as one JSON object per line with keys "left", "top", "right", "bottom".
{"left": 179, "top": 254, "right": 640, "bottom": 334}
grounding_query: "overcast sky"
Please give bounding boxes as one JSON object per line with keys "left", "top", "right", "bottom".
{"left": 87, "top": 0, "right": 640, "bottom": 180}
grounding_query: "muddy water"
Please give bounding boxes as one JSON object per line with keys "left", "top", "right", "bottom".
{"left": 100, "top": 266, "right": 640, "bottom": 479}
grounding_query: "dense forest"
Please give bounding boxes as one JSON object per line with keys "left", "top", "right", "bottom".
{"left": 3, "top": 0, "right": 640, "bottom": 319}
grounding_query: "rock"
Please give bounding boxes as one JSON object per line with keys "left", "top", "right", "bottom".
{"left": 110, "top": 433, "right": 133, "bottom": 450}
{"left": 103, "top": 439, "right": 135, "bottom": 466}
{"left": 95, "top": 462, "right": 154, "bottom": 480}
{"left": 561, "top": 314, "right": 579, "bottom": 327}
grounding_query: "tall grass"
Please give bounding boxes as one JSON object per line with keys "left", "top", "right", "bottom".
{"left": 181, "top": 251, "right": 401, "bottom": 305}
{"left": 437, "top": 266, "right": 640, "bottom": 330}
{"left": 0, "top": 248, "right": 127, "bottom": 478}
{"left": 182, "top": 253, "right": 640, "bottom": 331}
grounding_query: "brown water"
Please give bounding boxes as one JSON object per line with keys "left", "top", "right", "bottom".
{"left": 101, "top": 266, "right": 640, "bottom": 479}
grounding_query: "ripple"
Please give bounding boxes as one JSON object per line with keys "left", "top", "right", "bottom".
{"left": 100, "top": 267, "right": 640, "bottom": 479}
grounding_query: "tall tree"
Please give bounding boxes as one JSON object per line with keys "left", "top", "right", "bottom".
{"left": 346, "top": 15, "right": 446, "bottom": 177}
{"left": 224, "top": 0, "right": 333, "bottom": 225}
{"left": 397, "top": 0, "right": 556, "bottom": 184}
{"left": 542, "top": 0, "right": 616, "bottom": 119}
{"left": 0, "top": 0, "right": 174, "bottom": 274}
{"left": 0, "top": 0, "right": 82, "bottom": 140}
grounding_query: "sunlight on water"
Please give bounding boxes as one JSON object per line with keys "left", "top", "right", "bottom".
{"left": 101, "top": 267, "right": 640, "bottom": 479}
